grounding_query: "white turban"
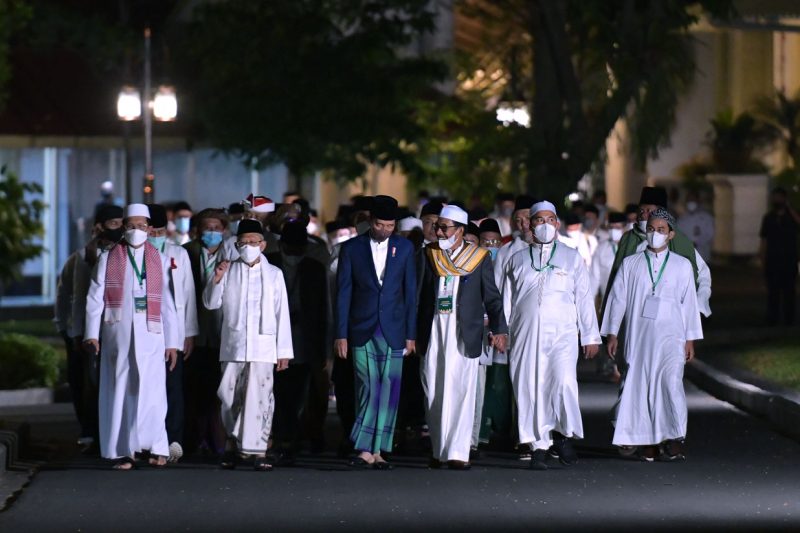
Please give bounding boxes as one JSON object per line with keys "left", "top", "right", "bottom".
{"left": 438, "top": 205, "right": 469, "bottom": 225}
{"left": 530, "top": 200, "right": 557, "bottom": 217}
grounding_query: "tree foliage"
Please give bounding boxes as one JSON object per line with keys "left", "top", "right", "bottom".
{"left": 0, "top": 0, "right": 31, "bottom": 113}
{"left": 0, "top": 167, "right": 45, "bottom": 288}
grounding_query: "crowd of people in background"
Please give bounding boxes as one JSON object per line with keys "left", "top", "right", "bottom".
{"left": 59, "top": 180, "right": 797, "bottom": 471}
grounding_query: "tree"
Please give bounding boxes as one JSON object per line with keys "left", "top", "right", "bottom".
{"left": 0, "top": 167, "right": 45, "bottom": 291}
{"left": 178, "top": 0, "right": 447, "bottom": 188}
{"left": 0, "top": 0, "right": 31, "bottom": 112}
{"left": 752, "top": 90, "right": 800, "bottom": 169}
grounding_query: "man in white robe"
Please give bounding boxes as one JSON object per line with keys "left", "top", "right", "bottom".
{"left": 503, "top": 201, "right": 601, "bottom": 470}
{"left": 84, "top": 204, "right": 180, "bottom": 469}
{"left": 493, "top": 194, "right": 536, "bottom": 289}
{"left": 601, "top": 208, "right": 703, "bottom": 461}
{"left": 590, "top": 212, "right": 626, "bottom": 302}
{"left": 203, "top": 219, "right": 293, "bottom": 471}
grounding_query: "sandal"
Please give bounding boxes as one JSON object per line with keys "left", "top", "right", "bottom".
{"left": 112, "top": 457, "right": 136, "bottom": 470}
{"left": 220, "top": 450, "right": 239, "bottom": 470}
{"left": 253, "top": 456, "right": 274, "bottom": 471}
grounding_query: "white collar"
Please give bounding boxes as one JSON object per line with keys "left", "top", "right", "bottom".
{"left": 646, "top": 247, "right": 668, "bottom": 258}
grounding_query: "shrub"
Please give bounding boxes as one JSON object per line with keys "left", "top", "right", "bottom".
{"left": 0, "top": 332, "right": 60, "bottom": 389}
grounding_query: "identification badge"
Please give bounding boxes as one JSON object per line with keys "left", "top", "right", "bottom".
{"left": 437, "top": 296, "right": 453, "bottom": 313}
{"left": 135, "top": 296, "right": 147, "bottom": 313}
{"left": 437, "top": 275, "right": 454, "bottom": 314}
{"left": 642, "top": 296, "right": 660, "bottom": 319}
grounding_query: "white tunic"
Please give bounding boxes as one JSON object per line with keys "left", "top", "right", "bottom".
{"left": 677, "top": 209, "right": 715, "bottom": 261}
{"left": 162, "top": 241, "right": 199, "bottom": 343}
{"left": 601, "top": 249, "right": 703, "bottom": 446}
{"left": 422, "top": 275, "right": 478, "bottom": 462}
{"left": 589, "top": 239, "right": 617, "bottom": 301}
{"left": 84, "top": 246, "right": 180, "bottom": 459}
{"left": 503, "top": 242, "right": 601, "bottom": 450}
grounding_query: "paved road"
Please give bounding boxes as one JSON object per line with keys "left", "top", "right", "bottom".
{"left": 2, "top": 376, "right": 799, "bottom": 532}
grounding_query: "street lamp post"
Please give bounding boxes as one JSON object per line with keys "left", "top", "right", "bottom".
{"left": 116, "top": 27, "right": 177, "bottom": 204}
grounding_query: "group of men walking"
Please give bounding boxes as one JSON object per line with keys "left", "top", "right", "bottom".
{"left": 56, "top": 184, "right": 712, "bottom": 471}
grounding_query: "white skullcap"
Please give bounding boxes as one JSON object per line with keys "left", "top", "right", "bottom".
{"left": 125, "top": 203, "right": 150, "bottom": 219}
{"left": 530, "top": 200, "right": 557, "bottom": 217}
{"left": 438, "top": 205, "right": 469, "bottom": 225}
{"left": 399, "top": 217, "right": 423, "bottom": 232}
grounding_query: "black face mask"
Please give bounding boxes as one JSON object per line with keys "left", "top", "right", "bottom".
{"left": 102, "top": 227, "right": 124, "bottom": 243}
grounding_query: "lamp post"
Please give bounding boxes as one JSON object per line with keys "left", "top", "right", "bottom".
{"left": 116, "top": 27, "right": 177, "bottom": 204}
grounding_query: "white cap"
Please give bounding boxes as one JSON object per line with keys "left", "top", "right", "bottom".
{"left": 439, "top": 205, "right": 468, "bottom": 225}
{"left": 125, "top": 203, "right": 150, "bottom": 219}
{"left": 530, "top": 200, "right": 557, "bottom": 217}
{"left": 101, "top": 180, "right": 114, "bottom": 193}
{"left": 399, "top": 217, "right": 423, "bottom": 232}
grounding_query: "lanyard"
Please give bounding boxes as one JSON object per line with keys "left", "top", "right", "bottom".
{"left": 529, "top": 242, "right": 557, "bottom": 272}
{"left": 644, "top": 251, "right": 669, "bottom": 295}
{"left": 201, "top": 249, "right": 216, "bottom": 279}
{"left": 127, "top": 247, "right": 146, "bottom": 287}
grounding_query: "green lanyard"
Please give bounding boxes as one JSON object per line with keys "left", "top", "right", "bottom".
{"left": 644, "top": 251, "right": 669, "bottom": 295}
{"left": 201, "top": 249, "right": 216, "bottom": 279}
{"left": 127, "top": 247, "right": 146, "bottom": 287}
{"left": 529, "top": 242, "right": 557, "bottom": 272}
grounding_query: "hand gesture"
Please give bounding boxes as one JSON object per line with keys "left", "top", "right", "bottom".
{"left": 83, "top": 338, "right": 100, "bottom": 355}
{"left": 491, "top": 334, "right": 508, "bottom": 353}
{"left": 213, "top": 260, "right": 230, "bottom": 284}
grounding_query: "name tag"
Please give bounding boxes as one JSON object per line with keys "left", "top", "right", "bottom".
{"left": 135, "top": 296, "right": 147, "bottom": 313}
{"left": 642, "top": 296, "right": 660, "bottom": 319}
{"left": 437, "top": 296, "right": 453, "bottom": 313}
{"left": 437, "top": 275, "right": 454, "bottom": 314}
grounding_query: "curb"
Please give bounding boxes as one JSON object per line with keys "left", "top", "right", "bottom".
{"left": 686, "top": 359, "right": 800, "bottom": 441}
{"left": 0, "top": 422, "right": 37, "bottom": 512}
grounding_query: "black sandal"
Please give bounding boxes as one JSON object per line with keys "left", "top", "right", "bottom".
{"left": 220, "top": 451, "right": 239, "bottom": 470}
{"left": 253, "top": 456, "right": 274, "bottom": 471}
{"left": 112, "top": 457, "right": 136, "bottom": 470}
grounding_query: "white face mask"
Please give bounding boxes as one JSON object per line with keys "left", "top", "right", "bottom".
{"left": 125, "top": 229, "right": 148, "bottom": 247}
{"left": 567, "top": 229, "right": 582, "bottom": 240}
{"left": 647, "top": 231, "right": 668, "bottom": 250}
{"left": 638, "top": 220, "right": 648, "bottom": 233}
{"left": 307, "top": 221, "right": 319, "bottom": 235}
{"left": 609, "top": 228, "right": 623, "bottom": 242}
{"left": 238, "top": 244, "right": 262, "bottom": 263}
{"left": 438, "top": 234, "right": 458, "bottom": 250}
{"left": 625, "top": 222, "right": 635, "bottom": 232}
{"left": 533, "top": 223, "right": 557, "bottom": 244}
{"left": 333, "top": 234, "right": 351, "bottom": 246}
{"left": 686, "top": 201, "right": 698, "bottom": 212}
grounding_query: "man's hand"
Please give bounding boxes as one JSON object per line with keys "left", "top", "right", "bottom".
{"left": 583, "top": 344, "right": 600, "bottom": 359}
{"left": 685, "top": 340, "right": 695, "bottom": 362}
{"left": 606, "top": 335, "right": 618, "bottom": 360}
{"left": 165, "top": 348, "right": 178, "bottom": 371}
{"left": 276, "top": 358, "right": 290, "bottom": 371}
{"left": 405, "top": 340, "right": 416, "bottom": 357}
{"left": 334, "top": 339, "right": 348, "bottom": 360}
{"left": 213, "top": 260, "right": 230, "bottom": 284}
{"left": 491, "top": 334, "right": 508, "bottom": 353}
{"left": 183, "top": 336, "right": 195, "bottom": 360}
{"left": 83, "top": 338, "right": 100, "bottom": 354}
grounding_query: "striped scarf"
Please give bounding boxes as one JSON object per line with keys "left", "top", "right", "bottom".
{"left": 426, "top": 242, "right": 488, "bottom": 277}
{"left": 104, "top": 242, "right": 163, "bottom": 334}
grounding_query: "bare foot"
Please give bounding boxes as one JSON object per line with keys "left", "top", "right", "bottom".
{"left": 112, "top": 457, "right": 135, "bottom": 470}
{"left": 373, "top": 454, "right": 387, "bottom": 464}
{"left": 148, "top": 455, "right": 167, "bottom": 467}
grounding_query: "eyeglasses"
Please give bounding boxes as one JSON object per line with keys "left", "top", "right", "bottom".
{"left": 435, "top": 224, "right": 458, "bottom": 232}
{"left": 481, "top": 239, "right": 502, "bottom": 247}
{"left": 124, "top": 223, "right": 148, "bottom": 231}
{"left": 237, "top": 239, "right": 264, "bottom": 247}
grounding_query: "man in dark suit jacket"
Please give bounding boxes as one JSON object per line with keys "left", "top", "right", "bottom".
{"left": 335, "top": 195, "right": 416, "bottom": 469}
{"left": 417, "top": 205, "right": 508, "bottom": 470}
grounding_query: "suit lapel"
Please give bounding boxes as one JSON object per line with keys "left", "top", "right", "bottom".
{"left": 361, "top": 235, "right": 381, "bottom": 289}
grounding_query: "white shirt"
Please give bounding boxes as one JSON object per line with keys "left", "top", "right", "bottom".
{"left": 370, "top": 238, "right": 389, "bottom": 285}
{"left": 244, "top": 262, "right": 267, "bottom": 361}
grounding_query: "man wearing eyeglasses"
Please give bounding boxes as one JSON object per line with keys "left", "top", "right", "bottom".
{"left": 203, "top": 219, "right": 294, "bottom": 471}
{"left": 417, "top": 205, "right": 508, "bottom": 470}
{"left": 502, "top": 201, "right": 601, "bottom": 471}
{"left": 84, "top": 204, "right": 180, "bottom": 470}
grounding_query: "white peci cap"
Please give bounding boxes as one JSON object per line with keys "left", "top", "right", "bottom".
{"left": 438, "top": 205, "right": 469, "bottom": 225}
{"left": 125, "top": 203, "right": 150, "bottom": 219}
{"left": 399, "top": 217, "right": 423, "bottom": 232}
{"left": 530, "top": 200, "right": 557, "bottom": 217}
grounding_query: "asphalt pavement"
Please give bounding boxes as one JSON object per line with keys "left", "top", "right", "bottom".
{"left": 1, "top": 376, "right": 799, "bottom": 532}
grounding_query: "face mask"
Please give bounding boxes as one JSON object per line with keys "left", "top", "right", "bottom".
{"left": 167, "top": 220, "right": 176, "bottom": 233}
{"left": 125, "top": 229, "right": 148, "bottom": 247}
{"left": 567, "top": 229, "right": 582, "bottom": 240}
{"left": 147, "top": 235, "right": 166, "bottom": 250}
{"left": 501, "top": 207, "right": 514, "bottom": 218}
{"left": 201, "top": 231, "right": 224, "bottom": 249}
{"left": 333, "top": 234, "right": 351, "bottom": 246}
{"left": 533, "top": 223, "right": 556, "bottom": 243}
{"left": 438, "top": 234, "right": 458, "bottom": 250}
{"left": 638, "top": 220, "right": 648, "bottom": 233}
{"left": 609, "top": 228, "right": 623, "bottom": 242}
{"left": 647, "top": 231, "right": 668, "bottom": 250}
{"left": 238, "top": 244, "right": 262, "bottom": 263}
{"left": 686, "top": 201, "right": 698, "bottom": 213}
{"left": 306, "top": 221, "right": 319, "bottom": 235}
{"left": 356, "top": 220, "right": 371, "bottom": 235}
{"left": 584, "top": 219, "right": 596, "bottom": 230}
{"left": 229, "top": 220, "right": 240, "bottom": 235}
{"left": 489, "top": 248, "right": 499, "bottom": 260}
{"left": 176, "top": 217, "right": 191, "bottom": 234}
{"left": 625, "top": 222, "right": 635, "bottom": 232}
{"left": 103, "top": 227, "right": 124, "bottom": 243}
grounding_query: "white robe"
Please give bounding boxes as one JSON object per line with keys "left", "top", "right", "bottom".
{"left": 84, "top": 246, "right": 180, "bottom": 459}
{"left": 600, "top": 250, "right": 703, "bottom": 446}
{"left": 422, "top": 276, "right": 478, "bottom": 462}
{"left": 503, "top": 242, "right": 601, "bottom": 450}
{"left": 162, "top": 241, "right": 199, "bottom": 344}
{"left": 589, "top": 239, "right": 618, "bottom": 302}
{"left": 677, "top": 209, "right": 715, "bottom": 261}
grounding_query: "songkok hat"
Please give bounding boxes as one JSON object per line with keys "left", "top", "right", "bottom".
{"left": 326, "top": 219, "right": 349, "bottom": 233}
{"left": 514, "top": 194, "right": 536, "bottom": 213}
{"left": 639, "top": 186, "right": 668, "bottom": 208}
{"left": 352, "top": 196, "right": 374, "bottom": 213}
{"left": 583, "top": 204, "right": 599, "bottom": 215}
{"left": 564, "top": 213, "right": 581, "bottom": 226}
{"left": 146, "top": 204, "right": 168, "bottom": 228}
{"left": 237, "top": 219, "right": 263, "bottom": 236}
{"left": 245, "top": 194, "right": 275, "bottom": 213}
{"left": 479, "top": 218, "right": 501, "bottom": 235}
{"left": 466, "top": 222, "right": 481, "bottom": 238}
{"left": 371, "top": 195, "right": 398, "bottom": 220}
{"left": 495, "top": 191, "right": 514, "bottom": 202}
{"left": 625, "top": 203, "right": 639, "bottom": 215}
{"left": 95, "top": 204, "right": 123, "bottom": 224}
{"left": 648, "top": 207, "right": 676, "bottom": 229}
{"left": 173, "top": 201, "right": 192, "bottom": 213}
{"left": 420, "top": 201, "right": 444, "bottom": 218}
{"left": 228, "top": 202, "right": 245, "bottom": 215}
{"left": 608, "top": 212, "right": 627, "bottom": 224}
{"left": 399, "top": 217, "right": 423, "bottom": 232}
{"left": 439, "top": 204, "right": 468, "bottom": 225}
{"left": 281, "top": 220, "right": 308, "bottom": 246}
{"left": 530, "top": 200, "right": 557, "bottom": 217}
{"left": 125, "top": 203, "right": 150, "bottom": 219}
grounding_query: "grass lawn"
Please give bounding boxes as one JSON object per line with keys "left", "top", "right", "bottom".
{"left": 724, "top": 338, "right": 800, "bottom": 391}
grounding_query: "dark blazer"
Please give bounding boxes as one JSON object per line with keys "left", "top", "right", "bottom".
{"left": 417, "top": 247, "right": 508, "bottom": 358}
{"left": 335, "top": 233, "right": 417, "bottom": 350}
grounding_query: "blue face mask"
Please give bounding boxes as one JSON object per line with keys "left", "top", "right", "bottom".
{"left": 489, "top": 248, "right": 499, "bottom": 261}
{"left": 176, "top": 216, "right": 191, "bottom": 234}
{"left": 229, "top": 220, "right": 240, "bottom": 235}
{"left": 147, "top": 235, "right": 166, "bottom": 251}
{"left": 201, "top": 231, "right": 224, "bottom": 249}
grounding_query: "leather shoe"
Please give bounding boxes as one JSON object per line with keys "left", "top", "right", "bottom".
{"left": 447, "top": 460, "right": 471, "bottom": 470}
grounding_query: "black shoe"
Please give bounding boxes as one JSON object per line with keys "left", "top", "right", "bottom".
{"left": 220, "top": 451, "right": 239, "bottom": 470}
{"left": 659, "top": 440, "right": 686, "bottom": 462}
{"left": 469, "top": 447, "right": 482, "bottom": 461}
{"left": 555, "top": 438, "right": 578, "bottom": 466}
{"left": 530, "top": 449, "right": 548, "bottom": 470}
{"left": 348, "top": 456, "right": 374, "bottom": 469}
{"left": 517, "top": 444, "right": 533, "bottom": 461}
{"left": 447, "top": 460, "right": 471, "bottom": 470}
